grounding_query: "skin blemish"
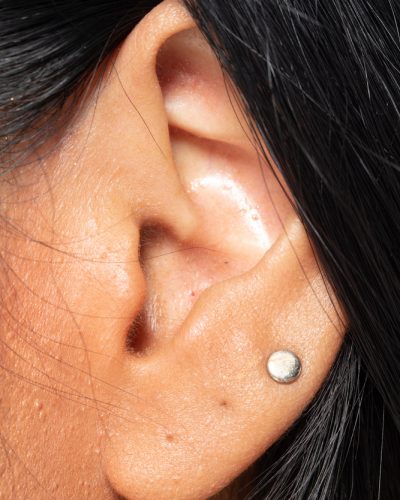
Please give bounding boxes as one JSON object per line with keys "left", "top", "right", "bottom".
{"left": 166, "top": 433, "right": 174, "bottom": 442}
{"left": 219, "top": 400, "right": 228, "bottom": 408}
{"left": 34, "top": 399, "right": 43, "bottom": 411}
{"left": 34, "top": 399, "right": 46, "bottom": 421}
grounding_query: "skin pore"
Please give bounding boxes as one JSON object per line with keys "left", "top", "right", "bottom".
{"left": 0, "top": 1, "right": 344, "bottom": 498}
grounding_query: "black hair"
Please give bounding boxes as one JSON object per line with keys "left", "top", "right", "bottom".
{"left": 1, "top": 1, "right": 400, "bottom": 498}
{"left": 184, "top": 2, "right": 400, "bottom": 498}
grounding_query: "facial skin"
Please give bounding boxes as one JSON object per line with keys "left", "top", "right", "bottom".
{"left": 0, "top": 1, "right": 344, "bottom": 499}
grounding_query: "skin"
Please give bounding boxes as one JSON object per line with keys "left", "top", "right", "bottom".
{"left": 0, "top": 1, "right": 344, "bottom": 499}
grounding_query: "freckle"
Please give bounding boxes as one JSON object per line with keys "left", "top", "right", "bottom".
{"left": 219, "top": 400, "right": 228, "bottom": 407}
{"left": 224, "top": 261, "right": 229, "bottom": 265}
{"left": 166, "top": 433, "right": 174, "bottom": 442}
{"left": 191, "top": 291, "right": 196, "bottom": 297}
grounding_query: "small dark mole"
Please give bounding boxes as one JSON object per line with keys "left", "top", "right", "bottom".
{"left": 191, "top": 291, "right": 196, "bottom": 296}
{"left": 166, "top": 433, "right": 174, "bottom": 442}
{"left": 219, "top": 400, "right": 228, "bottom": 407}
{"left": 224, "top": 261, "right": 229, "bottom": 264}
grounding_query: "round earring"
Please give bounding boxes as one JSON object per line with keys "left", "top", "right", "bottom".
{"left": 266, "top": 350, "right": 302, "bottom": 384}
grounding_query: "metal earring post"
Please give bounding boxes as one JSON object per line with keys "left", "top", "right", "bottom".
{"left": 266, "top": 350, "right": 302, "bottom": 384}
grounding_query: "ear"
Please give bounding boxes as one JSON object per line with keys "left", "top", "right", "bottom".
{"left": 57, "top": 1, "right": 345, "bottom": 498}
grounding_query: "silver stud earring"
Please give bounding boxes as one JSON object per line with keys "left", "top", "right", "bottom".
{"left": 266, "top": 350, "right": 302, "bottom": 384}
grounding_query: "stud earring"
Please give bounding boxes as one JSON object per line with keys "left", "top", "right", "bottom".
{"left": 266, "top": 350, "right": 302, "bottom": 384}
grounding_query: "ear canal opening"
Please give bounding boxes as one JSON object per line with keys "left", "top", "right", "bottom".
{"left": 125, "top": 310, "right": 148, "bottom": 353}
{"left": 125, "top": 223, "right": 156, "bottom": 354}
{"left": 125, "top": 222, "right": 194, "bottom": 354}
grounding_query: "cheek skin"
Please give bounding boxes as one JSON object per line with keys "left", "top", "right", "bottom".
{"left": 0, "top": 135, "right": 148, "bottom": 498}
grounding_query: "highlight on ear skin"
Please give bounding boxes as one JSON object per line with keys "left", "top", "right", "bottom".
{"left": 3, "top": 0, "right": 399, "bottom": 499}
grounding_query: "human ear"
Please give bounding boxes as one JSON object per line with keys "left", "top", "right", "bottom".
{"left": 39, "top": 1, "right": 345, "bottom": 498}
